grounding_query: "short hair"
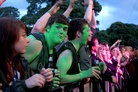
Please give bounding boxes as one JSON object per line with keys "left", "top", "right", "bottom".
{"left": 67, "top": 18, "right": 88, "bottom": 40}
{"left": 46, "top": 14, "right": 69, "bottom": 27}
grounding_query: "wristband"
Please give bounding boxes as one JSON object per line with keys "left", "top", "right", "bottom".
{"left": 47, "top": 11, "right": 52, "bottom": 16}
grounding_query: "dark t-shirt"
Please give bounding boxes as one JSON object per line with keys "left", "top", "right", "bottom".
{"left": 78, "top": 45, "right": 92, "bottom": 70}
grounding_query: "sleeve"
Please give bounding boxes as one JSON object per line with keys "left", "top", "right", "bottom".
{"left": 102, "top": 69, "right": 114, "bottom": 82}
{"left": 4, "top": 80, "right": 28, "bottom": 92}
{"left": 90, "top": 27, "right": 96, "bottom": 35}
{"left": 78, "top": 46, "right": 92, "bottom": 70}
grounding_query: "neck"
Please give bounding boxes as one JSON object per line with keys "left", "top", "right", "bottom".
{"left": 69, "top": 39, "right": 81, "bottom": 53}
{"left": 44, "top": 33, "right": 55, "bottom": 54}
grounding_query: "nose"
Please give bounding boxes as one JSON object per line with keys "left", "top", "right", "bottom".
{"left": 26, "top": 37, "right": 30, "bottom": 43}
{"left": 59, "top": 28, "right": 64, "bottom": 32}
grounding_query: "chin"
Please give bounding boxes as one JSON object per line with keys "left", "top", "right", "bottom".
{"left": 21, "top": 50, "right": 26, "bottom": 54}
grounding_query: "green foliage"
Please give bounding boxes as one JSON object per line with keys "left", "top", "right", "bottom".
{"left": 21, "top": 0, "right": 102, "bottom": 28}
{"left": 0, "top": 7, "right": 20, "bottom": 18}
{"left": 94, "top": 30, "right": 109, "bottom": 43}
{"left": 97, "top": 22, "right": 138, "bottom": 49}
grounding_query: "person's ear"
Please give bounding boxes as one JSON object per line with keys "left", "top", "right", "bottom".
{"left": 76, "top": 31, "right": 82, "bottom": 38}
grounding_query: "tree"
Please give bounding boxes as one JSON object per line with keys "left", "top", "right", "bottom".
{"left": 0, "top": 7, "right": 20, "bottom": 18}
{"left": 21, "top": 0, "right": 102, "bottom": 29}
{"left": 103, "top": 22, "right": 138, "bottom": 49}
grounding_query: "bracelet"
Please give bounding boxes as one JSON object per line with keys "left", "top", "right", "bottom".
{"left": 47, "top": 11, "right": 52, "bottom": 16}
{"left": 79, "top": 73, "right": 82, "bottom": 80}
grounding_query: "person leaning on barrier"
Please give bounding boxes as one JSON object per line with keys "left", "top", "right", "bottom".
{"left": 0, "top": 17, "right": 53, "bottom": 92}
{"left": 23, "top": 0, "right": 70, "bottom": 90}
{"left": 54, "top": 18, "right": 101, "bottom": 85}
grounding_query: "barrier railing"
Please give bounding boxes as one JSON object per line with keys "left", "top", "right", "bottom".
{"left": 49, "top": 77, "right": 125, "bottom": 92}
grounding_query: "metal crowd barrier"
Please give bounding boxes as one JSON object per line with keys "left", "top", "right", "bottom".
{"left": 49, "top": 77, "right": 125, "bottom": 92}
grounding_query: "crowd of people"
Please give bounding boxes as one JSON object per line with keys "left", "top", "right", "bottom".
{"left": 0, "top": 0, "right": 138, "bottom": 92}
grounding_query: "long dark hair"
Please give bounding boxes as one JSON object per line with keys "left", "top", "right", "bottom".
{"left": 0, "top": 17, "right": 28, "bottom": 83}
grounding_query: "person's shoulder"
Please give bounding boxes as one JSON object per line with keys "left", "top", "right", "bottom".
{"left": 28, "top": 34, "right": 42, "bottom": 48}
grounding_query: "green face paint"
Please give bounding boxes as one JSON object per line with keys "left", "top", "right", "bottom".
{"left": 49, "top": 23, "right": 68, "bottom": 44}
{"left": 81, "top": 24, "right": 90, "bottom": 45}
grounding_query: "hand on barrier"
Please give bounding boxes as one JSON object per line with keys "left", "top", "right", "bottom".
{"left": 99, "top": 62, "right": 107, "bottom": 73}
{"left": 92, "top": 66, "right": 101, "bottom": 79}
{"left": 53, "top": 69, "right": 60, "bottom": 88}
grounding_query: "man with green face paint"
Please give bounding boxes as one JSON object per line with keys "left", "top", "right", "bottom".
{"left": 54, "top": 18, "right": 101, "bottom": 85}
{"left": 23, "top": 0, "right": 69, "bottom": 91}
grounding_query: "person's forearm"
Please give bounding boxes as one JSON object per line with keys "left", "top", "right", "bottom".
{"left": 63, "top": 6, "right": 73, "bottom": 18}
{"left": 84, "top": 3, "right": 93, "bottom": 24}
{"left": 90, "top": 10, "right": 96, "bottom": 29}
{"left": 31, "top": 0, "right": 63, "bottom": 33}
{"left": 31, "top": 12, "right": 51, "bottom": 33}
{"left": 60, "top": 73, "right": 82, "bottom": 84}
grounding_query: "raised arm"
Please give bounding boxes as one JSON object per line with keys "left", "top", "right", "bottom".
{"left": 83, "top": 0, "right": 97, "bottom": 34}
{"left": 83, "top": 0, "right": 93, "bottom": 24}
{"left": 110, "top": 39, "right": 122, "bottom": 50}
{"left": 63, "top": 0, "right": 77, "bottom": 18}
{"left": 31, "top": 0, "right": 63, "bottom": 33}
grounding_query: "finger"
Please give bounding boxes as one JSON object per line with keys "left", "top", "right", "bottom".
{"left": 45, "top": 74, "right": 53, "bottom": 82}
{"left": 38, "top": 74, "right": 46, "bottom": 83}
{"left": 94, "top": 69, "right": 101, "bottom": 74}
{"left": 53, "top": 84, "right": 59, "bottom": 88}
{"left": 37, "top": 76, "right": 46, "bottom": 88}
{"left": 53, "top": 80, "right": 60, "bottom": 85}
{"left": 41, "top": 68, "right": 53, "bottom": 76}
{"left": 43, "top": 71, "right": 53, "bottom": 79}
{"left": 93, "top": 71, "right": 100, "bottom": 79}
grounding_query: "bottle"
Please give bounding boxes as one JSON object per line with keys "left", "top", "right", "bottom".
{"left": 48, "top": 55, "right": 59, "bottom": 78}
{"left": 48, "top": 56, "right": 53, "bottom": 68}
{"left": 47, "top": 55, "right": 60, "bottom": 89}
{"left": 46, "top": 55, "right": 54, "bottom": 90}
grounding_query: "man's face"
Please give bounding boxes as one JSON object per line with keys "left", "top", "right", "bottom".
{"left": 49, "top": 23, "right": 68, "bottom": 45}
{"left": 81, "top": 24, "right": 90, "bottom": 45}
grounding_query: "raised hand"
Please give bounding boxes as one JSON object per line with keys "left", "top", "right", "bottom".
{"left": 69, "top": 0, "right": 77, "bottom": 8}
{"left": 25, "top": 74, "right": 46, "bottom": 89}
{"left": 117, "top": 39, "right": 122, "bottom": 43}
{"left": 82, "top": 0, "right": 93, "bottom": 6}
{"left": 48, "top": 0, "right": 63, "bottom": 15}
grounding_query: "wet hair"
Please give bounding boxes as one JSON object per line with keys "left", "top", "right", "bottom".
{"left": 0, "top": 17, "right": 27, "bottom": 82}
{"left": 46, "top": 14, "right": 69, "bottom": 27}
{"left": 67, "top": 18, "right": 88, "bottom": 40}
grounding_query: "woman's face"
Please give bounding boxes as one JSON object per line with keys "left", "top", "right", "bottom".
{"left": 14, "top": 29, "right": 29, "bottom": 55}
